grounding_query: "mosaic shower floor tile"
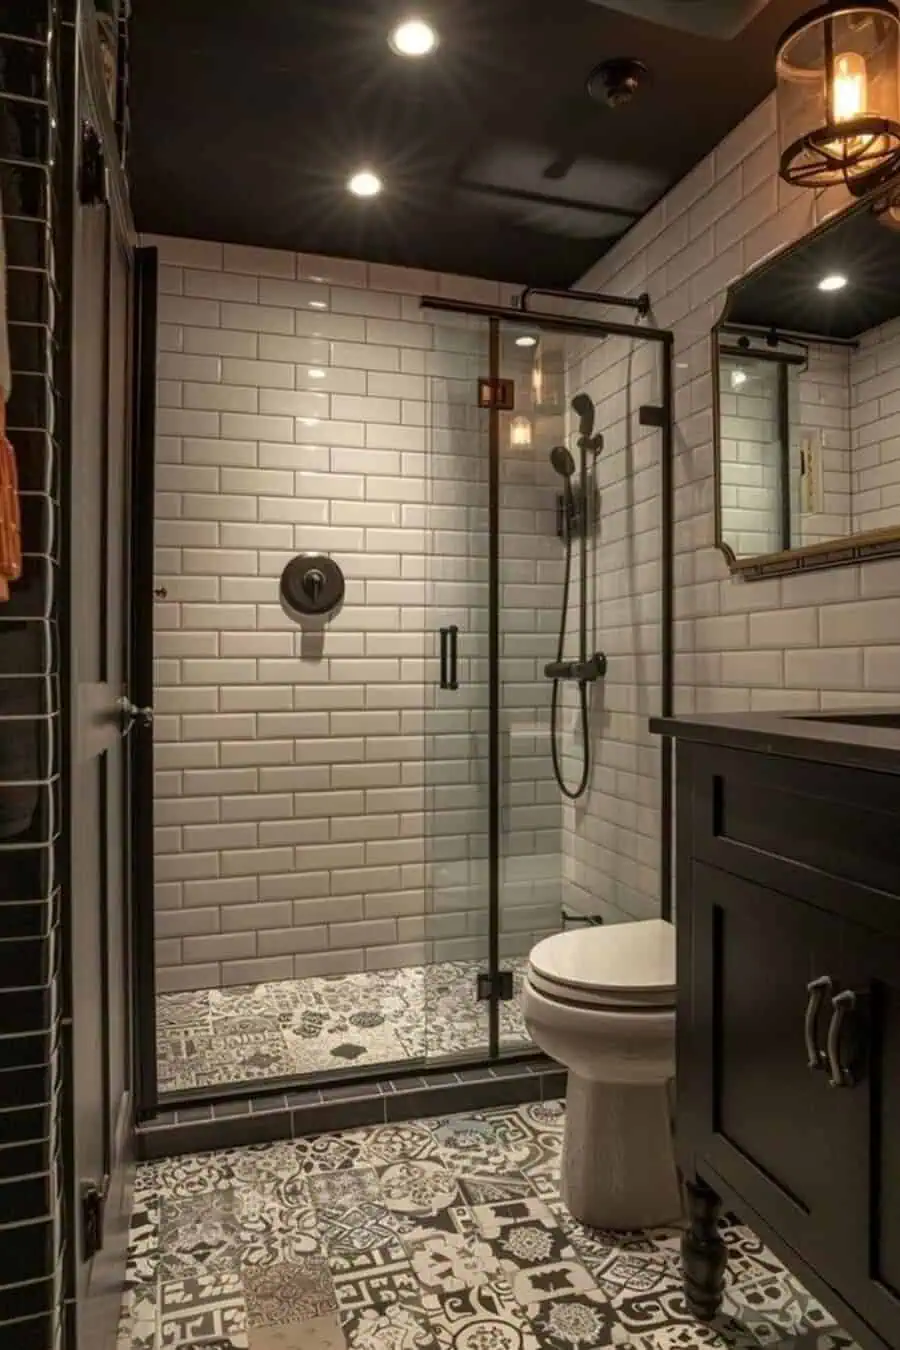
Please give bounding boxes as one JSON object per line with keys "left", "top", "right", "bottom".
{"left": 156, "top": 960, "right": 530, "bottom": 1093}
{"left": 119, "top": 1102, "right": 859, "bottom": 1350}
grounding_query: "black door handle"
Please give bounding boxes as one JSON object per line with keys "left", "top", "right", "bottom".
{"left": 805, "top": 975, "right": 833, "bottom": 1070}
{"left": 439, "top": 626, "right": 459, "bottom": 691}
{"left": 826, "top": 989, "right": 858, "bottom": 1089}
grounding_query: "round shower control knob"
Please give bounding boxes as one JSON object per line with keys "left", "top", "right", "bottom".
{"left": 303, "top": 568, "right": 326, "bottom": 602}
{"left": 280, "top": 553, "right": 345, "bottom": 622}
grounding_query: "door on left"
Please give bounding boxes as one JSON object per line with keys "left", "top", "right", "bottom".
{"left": 69, "top": 80, "right": 137, "bottom": 1347}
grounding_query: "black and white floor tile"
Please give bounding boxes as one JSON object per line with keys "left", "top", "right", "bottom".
{"left": 157, "top": 960, "right": 529, "bottom": 1092}
{"left": 119, "top": 1100, "right": 858, "bottom": 1350}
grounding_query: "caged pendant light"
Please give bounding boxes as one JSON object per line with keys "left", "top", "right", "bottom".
{"left": 776, "top": 1, "right": 900, "bottom": 193}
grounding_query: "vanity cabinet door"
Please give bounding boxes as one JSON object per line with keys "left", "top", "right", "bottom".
{"left": 822, "top": 919, "right": 900, "bottom": 1348}
{"left": 684, "top": 862, "right": 858, "bottom": 1269}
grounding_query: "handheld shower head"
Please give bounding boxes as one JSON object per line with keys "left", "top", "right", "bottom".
{"left": 550, "top": 445, "right": 576, "bottom": 480}
{"left": 571, "top": 393, "right": 596, "bottom": 440}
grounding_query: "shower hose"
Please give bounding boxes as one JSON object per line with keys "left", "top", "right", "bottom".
{"left": 550, "top": 484, "right": 591, "bottom": 801}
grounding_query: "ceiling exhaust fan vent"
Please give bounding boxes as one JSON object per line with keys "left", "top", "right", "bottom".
{"left": 586, "top": 0, "right": 777, "bottom": 38}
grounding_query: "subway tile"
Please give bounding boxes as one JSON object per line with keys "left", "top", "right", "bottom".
{"left": 221, "top": 357, "right": 294, "bottom": 388}
{"left": 220, "top": 846, "right": 294, "bottom": 876}
{"left": 221, "top": 301, "right": 294, "bottom": 335}
{"left": 185, "top": 268, "right": 259, "bottom": 302}
{"left": 185, "top": 326, "right": 259, "bottom": 358}
{"left": 151, "top": 235, "right": 224, "bottom": 269}
{"left": 257, "top": 927, "right": 329, "bottom": 957}
{"left": 220, "top": 412, "right": 295, "bottom": 443}
{"left": 259, "top": 333, "right": 330, "bottom": 365}
{"left": 158, "top": 294, "right": 220, "bottom": 329}
{"left": 298, "top": 252, "right": 368, "bottom": 286}
{"left": 183, "top": 382, "right": 257, "bottom": 413}
{"left": 330, "top": 287, "right": 402, "bottom": 319}
{"left": 182, "top": 933, "right": 257, "bottom": 962}
{"left": 223, "top": 242, "right": 296, "bottom": 277}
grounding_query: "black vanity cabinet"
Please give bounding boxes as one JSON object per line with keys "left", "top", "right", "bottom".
{"left": 656, "top": 717, "right": 900, "bottom": 1350}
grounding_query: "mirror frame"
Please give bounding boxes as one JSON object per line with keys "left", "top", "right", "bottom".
{"left": 712, "top": 183, "right": 900, "bottom": 580}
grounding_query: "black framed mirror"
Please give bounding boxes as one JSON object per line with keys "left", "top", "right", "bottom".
{"left": 713, "top": 179, "right": 900, "bottom": 578}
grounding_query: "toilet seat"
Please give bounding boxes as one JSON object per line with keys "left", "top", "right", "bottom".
{"left": 527, "top": 918, "right": 675, "bottom": 1011}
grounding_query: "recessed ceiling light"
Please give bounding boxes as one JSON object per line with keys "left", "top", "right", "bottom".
{"left": 818, "top": 273, "right": 848, "bottom": 292}
{"left": 515, "top": 335, "right": 538, "bottom": 348}
{"left": 348, "top": 170, "right": 383, "bottom": 198}
{"left": 307, "top": 368, "right": 326, "bottom": 380}
{"left": 389, "top": 16, "right": 438, "bottom": 57}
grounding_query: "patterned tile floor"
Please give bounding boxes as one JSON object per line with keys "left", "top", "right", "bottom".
{"left": 157, "top": 960, "right": 530, "bottom": 1093}
{"left": 119, "top": 1101, "right": 858, "bottom": 1350}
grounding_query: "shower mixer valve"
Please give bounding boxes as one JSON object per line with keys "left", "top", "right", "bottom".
{"left": 544, "top": 652, "right": 607, "bottom": 683}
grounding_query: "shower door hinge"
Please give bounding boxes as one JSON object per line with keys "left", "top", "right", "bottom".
{"left": 81, "top": 1177, "right": 108, "bottom": 1262}
{"left": 477, "top": 377, "right": 515, "bottom": 411}
{"left": 638, "top": 404, "right": 665, "bottom": 428}
{"left": 477, "top": 970, "right": 515, "bottom": 1002}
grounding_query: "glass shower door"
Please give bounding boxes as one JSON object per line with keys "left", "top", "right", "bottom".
{"left": 423, "top": 312, "right": 492, "bottom": 1061}
{"left": 495, "top": 320, "right": 666, "bottom": 1053}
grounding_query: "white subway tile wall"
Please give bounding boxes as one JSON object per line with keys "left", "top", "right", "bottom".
{"left": 570, "top": 91, "right": 900, "bottom": 836}
{"left": 560, "top": 334, "right": 664, "bottom": 924}
{"left": 148, "top": 241, "right": 563, "bottom": 991}
{"left": 852, "top": 315, "right": 900, "bottom": 533}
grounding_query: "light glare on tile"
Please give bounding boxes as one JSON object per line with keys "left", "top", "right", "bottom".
{"left": 307, "top": 368, "right": 326, "bottom": 380}
{"left": 308, "top": 300, "right": 328, "bottom": 310}
{"left": 348, "top": 170, "right": 383, "bottom": 198}
{"left": 730, "top": 368, "right": 747, "bottom": 390}
{"left": 818, "top": 273, "right": 848, "bottom": 292}
{"left": 389, "top": 17, "right": 438, "bottom": 56}
{"left": 515, "top": 335, "right": 538, "bottom": 348}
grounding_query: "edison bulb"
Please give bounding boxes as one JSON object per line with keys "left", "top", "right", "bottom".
{"left": 831, "top": 50, "right": 867, "bottom": 123}
{"left": 509, "top": 416, "right": 532, "bottom": 448}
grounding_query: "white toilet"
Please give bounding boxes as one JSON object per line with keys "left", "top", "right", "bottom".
{"left": 521, "top": 917, "right": 681, "bottom": 1231}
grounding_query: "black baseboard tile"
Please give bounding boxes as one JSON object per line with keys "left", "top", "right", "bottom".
{"left": 136, "top": 1056, "right": 561, "bottom": 1160}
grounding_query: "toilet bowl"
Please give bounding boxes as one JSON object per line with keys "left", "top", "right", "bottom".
{"left": 521, "top": 917, "right": 681, "bottom": 1231}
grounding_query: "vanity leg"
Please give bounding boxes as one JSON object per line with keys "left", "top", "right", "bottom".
{"left": 682, "top": 1179, "right": 726, "bottom": 1321}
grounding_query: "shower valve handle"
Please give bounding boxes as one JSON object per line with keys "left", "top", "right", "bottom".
{"left": 544, "top": 653, "right": 607, "bottom": 683}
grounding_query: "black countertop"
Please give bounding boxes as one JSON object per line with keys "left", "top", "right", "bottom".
{"left": 650, "top": 708, "right": 900, "bottom": 776}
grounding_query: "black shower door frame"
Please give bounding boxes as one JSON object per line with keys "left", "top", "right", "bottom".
{"left": 130, "top": 293, "right": 674, "bottom": 1117}
{"left": 419, "top": 296, "right": 676, "bottom": 1061}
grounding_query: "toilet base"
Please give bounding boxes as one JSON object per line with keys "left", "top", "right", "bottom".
{"left": 561, "top": 1072, "right": 683, "bottom": 1231}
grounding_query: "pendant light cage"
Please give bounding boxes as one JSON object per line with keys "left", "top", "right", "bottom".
{"left": 777, "top": 1, "right": 900, "bottom": 192}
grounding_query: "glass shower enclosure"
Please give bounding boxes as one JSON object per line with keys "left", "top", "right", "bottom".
{"left": 147, "top": 291, "right": 672, "bottom": 1109}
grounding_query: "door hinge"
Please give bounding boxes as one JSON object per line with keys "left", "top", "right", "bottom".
{"left": 79, "top": 121, "right": 107, "bottom": 206}
{"left": 477, "top": 970, "right": 515, "bottom": 1002}
{"left": 81, "top": 1179, "right": 107, "bottom": 1261}
{"left": 477, "top": 377, "right": 515, "bottom": 411}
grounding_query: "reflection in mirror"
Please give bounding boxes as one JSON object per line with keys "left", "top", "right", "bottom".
{"left": 713, "top": 189, "right": 900, "bottom": 577}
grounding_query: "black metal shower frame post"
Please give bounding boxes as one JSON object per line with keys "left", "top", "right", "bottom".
{"left": 488, "top": 317, "right": 501, "bottom": 1060}
{"left": 131, "top": 247, "right": 160, "bottom": 1120}
{"left": 659, "top": 331, "right": 675, "bottom": 923}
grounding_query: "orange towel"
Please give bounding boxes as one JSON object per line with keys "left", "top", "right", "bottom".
{"left": 0, "top": 401, "right": 21, "bottom": 602}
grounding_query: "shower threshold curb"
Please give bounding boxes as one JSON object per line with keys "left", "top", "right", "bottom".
{"left": 135, "top": 1056, "right": 567, "bottom": 1159}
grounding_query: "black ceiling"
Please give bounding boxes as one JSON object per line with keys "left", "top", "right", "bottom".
{"left": 129, "top": 0, "right": 812, "bottom": 287}
{"left": 726, "top": 202, "right": 900, "bottom": 341}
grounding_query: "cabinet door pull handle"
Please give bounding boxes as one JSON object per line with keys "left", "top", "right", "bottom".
{"left": 826, "top": 989, "right": 857, "bottom": 1089}
{"left": 805, "top": 976, "right": 832, "bottom": 1069}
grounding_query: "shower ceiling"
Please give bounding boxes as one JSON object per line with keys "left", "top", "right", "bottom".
{"left": 129, "top": 0, "right": 813, "bottom": 287}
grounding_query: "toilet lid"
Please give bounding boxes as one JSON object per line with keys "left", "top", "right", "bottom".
{"left": 528, "top": 919, "right": 675, "bottom": 1009}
